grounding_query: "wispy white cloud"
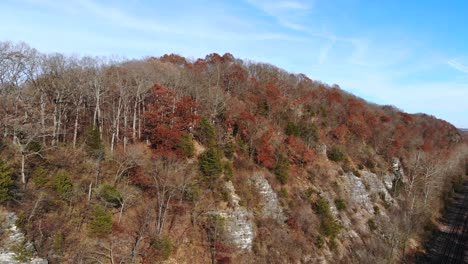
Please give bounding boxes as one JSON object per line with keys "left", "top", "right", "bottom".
{"left": 245, "top": 0, "right": 313, "bottom": 30}
{"left": 318, "top": 41, "right": 334, "bottom": 64}
{"left": 448, "top": 58, "right": 468, "bottom": 74}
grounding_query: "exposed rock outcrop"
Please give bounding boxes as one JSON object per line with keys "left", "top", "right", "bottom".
{"left": 361, "top": 171, "right": 395, "bottom": 206}
{"left": 219, "top": 181, "right": 254, "bottom": 251}
{"left": 0, "top": 212, "right": 48, "bottom": 264}
{"left": 341, "top": 172, "right": 374, "bottom": 214}
{"left": 250, "top": 174, "right": 286, "bottom": 223}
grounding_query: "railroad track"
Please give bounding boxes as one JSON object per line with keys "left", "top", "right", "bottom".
{"left": 420, "top": 181, "right": 468, "bottom": 263}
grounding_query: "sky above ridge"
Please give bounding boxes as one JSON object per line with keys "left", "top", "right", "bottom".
{"left": 1, "top": 0, "right": 467, "bottom": 127}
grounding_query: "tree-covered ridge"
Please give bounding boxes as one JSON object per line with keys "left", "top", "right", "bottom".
{"left": 0, "top": 41, "right": 466, "bottom": 263}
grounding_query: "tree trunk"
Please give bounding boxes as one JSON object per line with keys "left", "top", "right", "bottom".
{"left": 21, "top": 152, "right": 26, "bottom": 184}
{"left": 40, "top": 94, "right": 46, "bottom": 146}
{"left": 88, "top": 181, "right": 93, "bottom": 202}
{"left": 132, "top": 97, "right": 138, "bottom": 141}
{"left": 73, "top": 108, "right": 79, "bottom": 148}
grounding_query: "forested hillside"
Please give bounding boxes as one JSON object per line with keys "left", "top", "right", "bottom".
{"left": 0, "top": 41, "right": 467, "bottom": 263}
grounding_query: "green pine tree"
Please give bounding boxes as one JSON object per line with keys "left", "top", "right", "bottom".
{"left": 52, "top": 169, "right": 73, "bottom": 200}
{"left": 99, "top": 184, "right": 122, "bottom": 207}
{"left": 88, "top": 205, "right": 113, "bottom": 236}
{"left": 198, "top": 117, "right": 217, "bottom": 146}
{"left": 0, "top": 159, "right": 13, "bottom": 203}
{"left": 178, "top": 133, "right": 195, "bottom": 158}
{"left": 274, "top": 154, "right": 290, "bottom": 185}
{"left": 199, "top": 147, "right": 223, "bottom": 186}
{"left": 86, "top": 127, "right": 104, "bottom": 158}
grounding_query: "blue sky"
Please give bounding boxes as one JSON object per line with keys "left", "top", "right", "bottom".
{"left": 1, "top": 0, "right": 467, "bottom": 127}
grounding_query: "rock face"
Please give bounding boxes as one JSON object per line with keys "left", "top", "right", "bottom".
{"left": 361, "top": 171, "right": 395, "bottom": 205}
{"left": 250, "top": 174, "right": 285, "bottom": 223}
{"left": 383, "top": 173, "right": 395, "bottom": 190}
{"left": 0, "top": 212, "right": 48, "bottom": 264}
{"left": 221, "top": 181, "right": 254, "bottom": 251}
{"left": 392, "top": 157, "right": 406, "bottom": 183}
{"left": 340, "top": 171, "right": 397, "bottom": 217}
{"left": 341, "top": 172, "right": 374, "bottom": 214}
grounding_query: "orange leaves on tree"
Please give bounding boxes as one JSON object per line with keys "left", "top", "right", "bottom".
{"left": 285, "top": 136, "right": 315, "bottom": 166}
{"left": 399, "top": 112, "right": 414, "bottom": 124}
{"left": 160, "top": 53, "right": 187, "bottom": 66}
{"left": 236, "top": 111, "right": 256, "bottom": 139}
{"left": 347, "top": 114, "right": 372, "bottom": 140}
{"left": 256, "top": 129, "right": 276, "bottom": 169}
{"left": 224, "top": 64, "right": 248, "bottom": 92}
{"left": 144, "top": 84, "right": 199, "bottom": 158}
{"left": 327, "top": 88, "right": 343, "bottom": 104}
{"left": 332, "top": 124, "right": 349, "bottom": 144}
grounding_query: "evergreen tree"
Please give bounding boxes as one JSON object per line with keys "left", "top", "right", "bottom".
{"left": 88, "top": 205, "right": 113, "bottom": 236}
{"left": 85, "top": 127, "right": 104, "bottom": 158}
{"left": 285, "top": 122, "right": 300, "bottom": 137}
{"left": 198, "top": 117, "right": 217, "bottom": 146}
{"left": 52, "top": 169, "right": 73, "bottom": 200}
{"left": 328, "top": 145, "right": 345, "bottom": 162}
{"left": 199, "top": 148, "right": 223, "bottom": 186}
{"left": 99, "top": 184, "right": 122, "bottom": 207}
{"left": 274, "top": 154, "right": 290, "bottom": 185}
{"left": 0, "top": 159, "right": 13, "bottom": 203}
{"left": 178, "top": 133, "right": 195, "bottom": 158}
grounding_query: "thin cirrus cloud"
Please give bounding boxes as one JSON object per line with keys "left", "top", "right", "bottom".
{"left": 448, "top": 58, "right": 468, "bottom": 74}
{"left": 1, "top": 0, "right": 467, "bottom": 127}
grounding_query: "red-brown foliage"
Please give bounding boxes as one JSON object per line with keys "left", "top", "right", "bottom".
{"left": 285, "top": 136, "right": 315, "bottom": 166}
{"left": 144, "top": 84, "right": 199, "bottom": 157}
{"left": 256, "top": 129, "right": 276, "bottom": 169}
{"left": 160, "top": 53, "right": 187, "bottom": 65}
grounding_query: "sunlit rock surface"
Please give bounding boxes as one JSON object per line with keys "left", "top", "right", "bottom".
{"left": 0, "top": 212, "right": 48, "bottom": 264}
{"left": 251, "top": 174, "right": 286, "bottom": 223}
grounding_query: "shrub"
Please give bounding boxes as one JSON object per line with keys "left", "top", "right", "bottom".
{"left": 151, "top": 236, "right": 174, "bottom": 260}
{"left": 11, "top": 239, "right": 34, "bottom": 262}
{"left": 334, "top": 199, "right": 347, "bottom": 211}
{"left": 368, "top": 219, "right": 377, "bottom": 232}
{"left": 327, "top": 145, "right": 345, "bottom": 162}
{"left": 299, "top": 123, "right": 319, "bottom": 144}
{"left": 26, "top": 140, "right": 42, "bottom": 153}
{"left": 52, "top": 169, "right": 73, "bottom": 200}
{"left": 315, "top": 197, "right": 331, "bottom": 216}
{"left": 32, "top": 166, "right": 48, "bottom": 188}
{"left": 178, "top": 133, "right": 194, "bottom": 158}
{"left": 53, "top": 232, "right": 64, "bottom": 253}
{"left": 373, "top": 205, "right": 380, "bottom": 215}
{"left": 257, "top": 99, "right": 270, "bottom": 116}
{"left": 315, "top": 197, "right": 342, "bottom": 238}
{"left": 89, "top": 205, "right": 113, "bottom": 236}
{"left": 223, "top": 162, "right": 234, "bottom": 180}
{"left": 0, "top": 137, "right": 4, "bottom": 151}
{"left": 223, "top": 141, "right": 235, "bottom": 159}
{"left": 279, "top": 187, "right": 288, "bottom": 198}
{"left": 320, "top": 215, "right": 342, "bottom": 238}
{"left": 285, "top": 122, "right": 300, "bottom": 137}
{"left": 315, "top": 235, "right": 324, "bottom": 248}
{"left": 0, "top": 159, "right": 13, "bottom": 203}
{"left": 329, "top": 239, "right": 338, "bottom": 250}
{"left": 184, "top": 181, "right": 201, "bottom": 202}
{"left": 364, "top": 159, "right": 376, "bottom": 170}
{"left": 274, "top": 154, "right": 290, "bottom": 185}
{"left": 99, "top": 184, "right": 122, "bottom": 207}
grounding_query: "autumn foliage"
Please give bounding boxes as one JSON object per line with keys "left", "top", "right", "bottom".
{"left": 144, "top": 84, "right": 199, "bottom": 158}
